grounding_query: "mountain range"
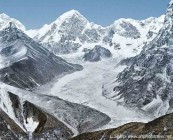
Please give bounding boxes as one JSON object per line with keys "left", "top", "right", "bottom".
{"left": 0, "top": 10, "right": 164, "bottom": 59}
{"left": 26, "top": 10, "right": 164, "bottom": 59}
{"left": 0, "top": 0, "right": 173, "bottom": 139}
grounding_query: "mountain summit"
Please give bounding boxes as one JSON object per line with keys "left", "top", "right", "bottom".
{"left": 26, "top": 10, "right": 97, "bottom": 54}
{"left": 27, "top": 9, "right": 89, "bottom": 42}
{"left": 0, "top": 13, "right": 25, "bottom": 31}
{"left": 55, "top": 9, "right": 88, "bottom": 23}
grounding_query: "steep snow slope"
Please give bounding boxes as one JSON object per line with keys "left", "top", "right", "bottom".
{"left": 26, "top": 10, "right": 164, "bottom": 58}
{"left": 0, "top": 23, "right": 82, "bottom": 89}
{"left": 27, "top": 10, "right": 88, "bottom": 43}
{"left": 104, "top": 0, "right": 173, "bottom": 118}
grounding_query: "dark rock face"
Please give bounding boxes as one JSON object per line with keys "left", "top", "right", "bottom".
{"left": 79, "top": 27, "right": 105, "bottom": 44}
{"left": 0, "top": 25, "right": 83, "bottom": 89}
{"left": 117, "top": 21, "right": 141, "bottom": 39}
{"left": 71, "top": 113, "right": 173, "bottom": 140}
{"left": 104, "top": 1, "right": 173, "bottom": 110}
{"left": 46, "top": 41, "right": 81, "bottom": 55}
{"left": 0, "top": 109, "right": 28, "bottom": 140}
{"left": 0, "top": 85, "right": 111, "bottom": 139}
{"left": 0, "top": 115, "right": 19, "bottom": 140}
{"left": 24, "top": 93, "right": 111, "bottom": 135}
{"left": 103, "top": 28, "right": 115, "bottom": 45}
{"left": 8, "top": 92, "right": 25, "bottom": 128}
{"left": 103, "top": 21, "right": 141, "bottom": 46}
{"left": 146, "top": 30, "right": 155, "bottom": 39}
{"left": 33, "top": 111, "right": 73, "bottom": 140}
{"left": 3, "top": 92, "right": 73, "bottom": 140}
{"left": 0, "top": 57, "right": 82, "bottom": 90}
{"left": 82, "top": 48, "right": 91, "bottom": 53}
{"left": 84, "top": 45, "right": 112, "bottom": 62}
{"left": 113, "top": 48, "right": 173, "bottom": 108}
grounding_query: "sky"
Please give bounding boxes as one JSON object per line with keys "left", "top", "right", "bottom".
{"left": 0, "top": 0, "right": 170, "bottom": 29}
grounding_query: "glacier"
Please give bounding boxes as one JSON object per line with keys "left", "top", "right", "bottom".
{"left": 0, "top": 1, "right": 173, "bottom": 139}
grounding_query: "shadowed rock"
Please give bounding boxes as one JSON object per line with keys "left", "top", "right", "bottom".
{"left": 7, "top": 92, "right": 73, "bottom": 140}
{"left": 71, "top": 113, "right": 173, "bottom": 140}
{"left": 0, "top": 24, "right": 83, "bottom": 90}
{"left": 84, "top": 45, "right": 112, "bottom": 62}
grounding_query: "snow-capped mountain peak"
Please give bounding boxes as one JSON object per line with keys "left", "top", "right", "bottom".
{"left": 26, "top": 9, "right": 89, "bottom": 44}
{"left": 169, "top": 0, "right": 173, "bottom": 5}
{"left": 0, "top": 13, "right": 25, "bottom": 31}
{"left": 0, "top": 13, "right": 10, "bottom": 19}
{"left": 9, "top": 21, "right": 18, "bottom": 28}
{"left": 56, "top": 9, "right": 88, "bottom": 23}
{"left": 26, "top": 9, "right": 107, "bottom": 55}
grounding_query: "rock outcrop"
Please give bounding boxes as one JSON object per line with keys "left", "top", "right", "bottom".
{"left": 84, "top": 45, "right": 112, "bottom": 62}
{"left": 0, "top": 23, "right": 83, "bottom": 89}
{"left": 71, "top": 113, "right": 173, "bottom": 140}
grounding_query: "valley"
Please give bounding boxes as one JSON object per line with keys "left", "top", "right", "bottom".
{"left": 0, "top": 0, "right": 173, "bottom": 139}
{"left": 35, "top": 57, "right": 153, "bottom": 131}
